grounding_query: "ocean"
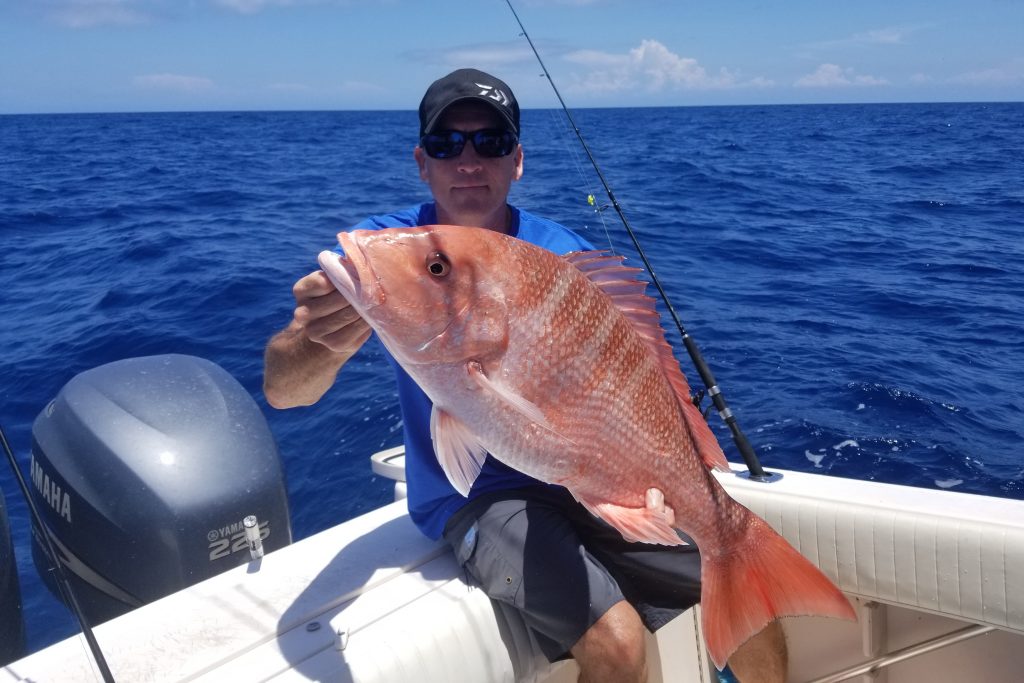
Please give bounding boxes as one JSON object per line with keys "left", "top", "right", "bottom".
{"left": 2, "top": 102, "right": 1022, "bottom": 657}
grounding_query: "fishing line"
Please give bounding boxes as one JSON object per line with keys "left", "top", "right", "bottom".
{"left": 504, "top": 0, "right": 773, "bottom": 480}
{"left": 0, "top": 424, "right": 116, "bottom": 682}
{"left": 543, "top": 107, "right": 618, "bottom": 251}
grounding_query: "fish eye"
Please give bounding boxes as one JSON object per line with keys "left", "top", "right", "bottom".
{"left": 426, "top": 251, "right": 451, "bottom": 277}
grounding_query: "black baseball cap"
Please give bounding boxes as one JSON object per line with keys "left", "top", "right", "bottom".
{"left": 418, "top": 68, "right": 520, "bottom": 138}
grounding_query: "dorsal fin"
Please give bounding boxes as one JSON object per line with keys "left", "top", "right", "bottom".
{"left": 564, "top": 250, "right": 731, "bottom": 472}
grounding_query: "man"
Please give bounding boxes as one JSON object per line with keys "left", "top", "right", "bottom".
{"left": 264, "top": 68, "right": 786, "bottom": 683}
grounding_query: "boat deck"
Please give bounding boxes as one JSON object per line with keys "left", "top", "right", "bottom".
{"left": 3, "top": 464, "right": 1023, "bottom": 682}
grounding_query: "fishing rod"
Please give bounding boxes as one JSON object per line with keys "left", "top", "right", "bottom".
{"left": 0, "top": 424, "right": 116, "bottom": 682}
{"left": 503, "top": 0, "right": 774, "bottom": 481}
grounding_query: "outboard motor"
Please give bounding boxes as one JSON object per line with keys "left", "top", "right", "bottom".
{"left": 0, "top": 490, "right": 25, "bottom": 666}
{"left": 29, "top": 354, "right": 291, "bottom": 625}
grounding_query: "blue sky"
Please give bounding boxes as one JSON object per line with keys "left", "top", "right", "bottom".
{"left": 2, "top": 0, "right": 1022, "bottom": 114}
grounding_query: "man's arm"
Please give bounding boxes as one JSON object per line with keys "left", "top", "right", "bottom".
{"left": 263, "top": 270, "right": 372, "bottom": 409}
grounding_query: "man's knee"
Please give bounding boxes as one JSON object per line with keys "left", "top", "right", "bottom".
{"left": 571, "top": 601, "right": 647, "bottom": 683}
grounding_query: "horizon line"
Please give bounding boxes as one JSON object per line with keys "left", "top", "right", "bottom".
{"left": 3, "top": 99, "right": 1022, "bottom": 117}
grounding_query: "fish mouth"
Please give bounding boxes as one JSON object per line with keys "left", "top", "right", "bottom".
{"left": 317, "top": 232, "right": 374, "bottom": 307}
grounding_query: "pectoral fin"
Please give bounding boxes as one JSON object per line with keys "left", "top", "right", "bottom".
{"left": 573, "top": 492, "right": 687, "bottom": 546}
{"left": 466, "top": 361, "right": 550, "bottom": 427}
{"left": 430, "top": 407, "right": 487, "bottom": 497}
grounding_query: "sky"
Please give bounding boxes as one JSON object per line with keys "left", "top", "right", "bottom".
{"left": 1, "top": 0, "right": 1022, "bottom": 114}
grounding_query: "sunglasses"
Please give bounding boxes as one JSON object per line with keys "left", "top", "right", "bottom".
{"left": 420, "top": 128, "right": 519, "bottom": 159}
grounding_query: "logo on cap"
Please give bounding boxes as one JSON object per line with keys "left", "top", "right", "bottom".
{"left": 475, "top": 82, "right": 510, "bottom": 107}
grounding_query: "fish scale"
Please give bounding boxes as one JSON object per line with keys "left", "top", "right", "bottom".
{"left": 483, "top": 243, "right": 708, "bottom": 504}
{"left": 512, "top": 262, "right": 671, "bottom": 458}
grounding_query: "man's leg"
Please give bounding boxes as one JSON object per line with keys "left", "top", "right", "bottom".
{"left": 727, "top": 620, "right": 787, "bottom": 683}
{"left": 570, "top": 605, "right": 787, "bottom": 683}
{"left": 443, "top": 488, "right": 644, "bottom": 668}
{"left": 569, "top": 604, "right": 787, "bottom": 683}
{"left": 570, "top": 600, "right": 647, "bottom": 683}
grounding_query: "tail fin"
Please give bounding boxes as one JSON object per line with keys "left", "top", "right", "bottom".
{"left": 700, "top": 513, "right": 856, "bottom": 670}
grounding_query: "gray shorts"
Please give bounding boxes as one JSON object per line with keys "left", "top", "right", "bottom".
{"left": 442, "top": 485, "right": 702, "bottom": 661}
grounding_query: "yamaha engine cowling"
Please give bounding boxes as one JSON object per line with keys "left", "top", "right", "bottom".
{"left": 29, "top": 354, "right": 291, "bottom": 624}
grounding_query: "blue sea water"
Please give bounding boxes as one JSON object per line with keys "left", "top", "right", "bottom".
{"left": 1, "top": 103, "right": 1023, "bottom": 658}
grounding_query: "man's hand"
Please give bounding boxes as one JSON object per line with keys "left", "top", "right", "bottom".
{"left": 263, "top": 270, "right": 372, "bottom": 409}
{"left": 645, "top": 488, "right": 675, "bottom": 527}
{"left": 291, "top": 270, "right": 371, "bottom": 353}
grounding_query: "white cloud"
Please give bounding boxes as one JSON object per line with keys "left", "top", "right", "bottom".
{"left": 47, "top": 0, "right": 154, "bottom": 28}
{"left": 214, "top": 0, "right": 295, "bottom": 12}
{"left": 267, "top": 82, "right": 313, "bottom": 92}
{"left": 909, "top": 59, "right": 1023, "bottom": 88}
{"left": 441, "top": 44, "right": 537, "bottom": 68}
{"left": 134, "top": 73, "right": 215, "bottom": 91}
{"left": 563, "top": 39, "right": 757, "bottom": 93}
{"left": 850, "top": 27, "right": 906, "bottom": 45}
{"left": 795, "top": 64, "right": 888, "bottom": 88}
{"left": 746, "top": 76, "right": 776, "bottom": 89}
{"left": 213, "top": 0, "right": 353, "bottom": 13}
{"left": 43, "top": 0, "right": 319, "bottom": 24}
{"left": 805, "top": 25, "right": 919, "bottom": 50}
{"left": 403, "top": 41, "right": 537, "bottom": 69}
{"left": 949, "top": 61, "right": 1024, "bottom": 86}
{"left": 565, "top": 49, "right": 629, "bottom": 68}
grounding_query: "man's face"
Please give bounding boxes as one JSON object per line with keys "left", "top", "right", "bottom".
{"left": 414, "top": 101, "right": 523, "bottom": 230}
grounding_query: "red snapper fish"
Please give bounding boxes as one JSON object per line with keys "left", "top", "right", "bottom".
{"left": 318, "top": 224, "right": 855, "bottom": 669}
